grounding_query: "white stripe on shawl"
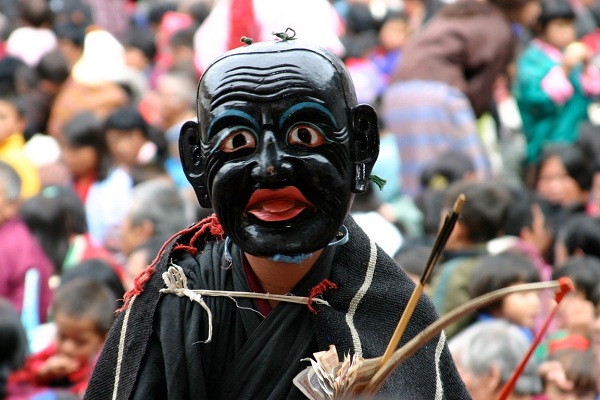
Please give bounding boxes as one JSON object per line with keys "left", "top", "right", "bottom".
{"left": 434, "top": 331, "right": 447, "bottom": 400}
{"left": 345, "top": 239, "right": 377, "bottom": 357}
{"left": 112, "top": 295, "right": 136, "bottom": 400}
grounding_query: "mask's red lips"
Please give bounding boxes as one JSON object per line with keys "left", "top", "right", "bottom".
{"left": 245, "top": 186, "right": 314, "bottom": 222}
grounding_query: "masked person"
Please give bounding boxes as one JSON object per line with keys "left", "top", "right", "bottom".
{"left": 84, "top": 37, "right": 470, "bottom": 399}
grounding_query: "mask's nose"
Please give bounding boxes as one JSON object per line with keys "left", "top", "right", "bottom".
{"left": 250, "top": 131, "right": 293, "bottom": 185}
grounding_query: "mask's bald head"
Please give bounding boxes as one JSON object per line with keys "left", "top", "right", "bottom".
{"left": 196, "top": 41, "right": 358, "bottom": 143}
{"left": 180, "top": 40, "right": 379, "bottom": 257}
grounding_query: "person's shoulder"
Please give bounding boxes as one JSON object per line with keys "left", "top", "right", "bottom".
{"left": 160, "top": 233, "right": 229, "bottom": 290}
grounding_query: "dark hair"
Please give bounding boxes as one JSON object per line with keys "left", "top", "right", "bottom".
{"left": 60, "top": 258, "right": 125, "bottom": 305}
{"left": 62, "top": 111, "right": 111, "bottom": 181}
{"left": 444, "top": 180, "right": 511, "bottom": 243}
{"left": 420, "top": 150, "right": 475, "bottom": 191}
{"left": 17, "top": 0, "right": 53, "bottom": 28}
{"left": 553, "top": 255, "right": 600, "bottom": 300}
{"left": 123, "top": 27, "right": 157, "bottom": 62}
{"left": 0, "top": 299, "right": 27, "bottom": 397}
{"left": 469, "top": 251, "right": 541, "bottom": 313}
{"left": 169, "top": 27, "right": 195, "bottom": 49}
{"left": 502, "top": 185, "right": 535, "bottom": 237}
{"left": 344, "top": 3, "right": 377, "bottom": 34}
{"left": 36, "top": 49, "right": 69, "bottom": 85}
{"left": 535, "top": 145, "right": 594, "bottom": 192}
{"left": 104, "top": 106, "right": 149, "bottom": 139}
{"left": 0, "top": 56, "right": 29, "bottom": 96}
{"left": 394, "top": 245, "right": 431, "bottom": 277}
{"left": 20, "top": 186, "right": 87, "bottom": 273}
{"left": 0, "top": 92, "right": 26, "bottom": 117}
{"left": 148, "top": 2, "right": 177, "bottom": 25}
{"left": 53, "top": 22, "right": 86, "bottom": 47}
{"left": 188, "top": 1, "right": 211, "bottom": 27}
{"left": 547, "top": 349, "right": 596, "bottom": 393}
{"left": 538, "top": 0, "right": 575, "bottom": 28}
{"left": 53, "top": 278, "right": 117, "bottom": 335}
{"left": 556, "top": 214, "right": 600, "bottom": 259}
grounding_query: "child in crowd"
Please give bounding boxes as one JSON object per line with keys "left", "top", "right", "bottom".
{"left": 411, "top": 149, "right": 476, "bottom": 247}
{"left": 534, "top": 145, "right": 593, "bottom": 212}
{"left": 7, "top": 278, "right": 116, "bottom": 397}
{"left": 469, "top": 251, "right": 542, "bottom": 341}
{"left": 60, "top": 258, "right": 125, "bottom": 309}
{"left": 0, "top": 161, "right": 53, "bottom": 330}
{"left": 541, "top": 348, "right": 597, "bottom": 400}
{"left": 427, "top": 179, "right": 512, "bottom": 337}
{"left": 553, "top": 213, "right": 600, "bottom": 265}
{"left": 488, "top": 185, "right": 552, "bottom": 274}
{"left": 103, "top": 106, "right": 162, "bottom": 175}
{"left": 0, "top": 93, "right": 40, "bottom": 198}
{"left": 86, "top": 106, "right": 167, "bottom": 257}
{"left": 19, "top": 185, "right": 124, "bottom": 281}
{"left": 542, "top": 256, "right": 600, "bottom": 357}
{"left": 58, "top": 111, "right": 110, "bottom": 204}
{"left": 515, "top": 0, "right": 600, "bottom": 169}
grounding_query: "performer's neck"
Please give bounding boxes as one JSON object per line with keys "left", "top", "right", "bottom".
{"left": 245, "top": 249, "right": 324, "bottom": 307}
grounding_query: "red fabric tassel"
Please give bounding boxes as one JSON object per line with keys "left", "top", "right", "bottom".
{"left": 307, "top": 279, "right": 338, "bottom": 314}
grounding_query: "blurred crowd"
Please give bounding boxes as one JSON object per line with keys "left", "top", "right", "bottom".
{"left": 1, "top": 0, "right": 600, "bottom": 398}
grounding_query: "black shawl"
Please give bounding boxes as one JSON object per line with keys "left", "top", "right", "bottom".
{"left": 84, "top": 215, "right": 470, "bottom": 399}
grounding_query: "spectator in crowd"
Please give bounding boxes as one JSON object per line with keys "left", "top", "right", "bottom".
{"left": 119, "top": 179, "right": 191, "bottom": 288}
{"left": 488, "top": 185, "right": 553, "bottom": 281}
{"left": 382, "top": 0, "right": 542, "bottom": 198}
{"left": 7, "top": 278, "right": 117, "bottom": 398}
{"left": 19, "top": 185, "right": 124, "bottom": 281}
{"left": 0, "top": 161, "right": 53, "bottom": 330}
{"left": 553, "top": 213, "right": 600, "bottom": 265}
{"left": 450, "top": 319, "right": 543, "bottom": 399}
{"left": 60, "top": 258, "right": 126, "bottom": 308}
{"left": 5, "top": 0, "right": 56, "bottom": 67}
{"left": 543, "top": 256, "right": 600, "bottom": 357}
{"left": 47, "top": 29, "right": 131, "bottom": 138}
{"left": 58, "top": 112, "right": 111, "bottom": 204}
{"left": 533, "top": 145, "right": 594, "bottom": 235}
{"left": 23, "top": 49, "right": 70, "bottom": 139}
{"left": 0, "top": 92, "right": 40, "bottom": 198}
{"left": 469, "top": 251, "right": 542, "bottom": 341}
{"left": 85, "top": 106, "right": 161, "bottom": 256}
{"left": 428, "top": 179, "right": 512, "bottom": 337}
{"left": 514, "top": 0, "right": 600, "bottom": 170}
{"left": 541, "top": 348, "right": 597, "bottom": 400}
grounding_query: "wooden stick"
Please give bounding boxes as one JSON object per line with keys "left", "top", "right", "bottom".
{"left": 374, "top": 194, "right": 465, "bottom": 374}
{"left": 358, "top": 280, "right": 568, "bottom": 396}
{"left": 497, "top": 277, "right": 574, "bottom": 400}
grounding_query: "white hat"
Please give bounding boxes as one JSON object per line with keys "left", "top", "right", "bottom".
{"left": 71, "top": 29, "right": 129, "bottom": 86}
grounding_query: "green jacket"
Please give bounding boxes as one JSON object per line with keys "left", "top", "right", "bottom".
{"left": 514, "top": 41, "right": 592, "bottom": 164}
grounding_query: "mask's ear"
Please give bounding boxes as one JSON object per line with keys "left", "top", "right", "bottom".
{"left": 179, "top": 121, "right": 212, "bottom": 208}
{"left": 350, "top": 104, "right": 379, "bottom": 193}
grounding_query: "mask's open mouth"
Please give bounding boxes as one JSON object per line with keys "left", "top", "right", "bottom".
{"left": 245, "top": 186, "right": 315, "bottom": 222}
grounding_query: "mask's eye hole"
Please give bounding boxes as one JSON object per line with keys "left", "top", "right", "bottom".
{"left": 288, "top": 124, "right": 326, "bottom": 147}
{"left": 221, "top": 130, "right": 256, "bottom": 152}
